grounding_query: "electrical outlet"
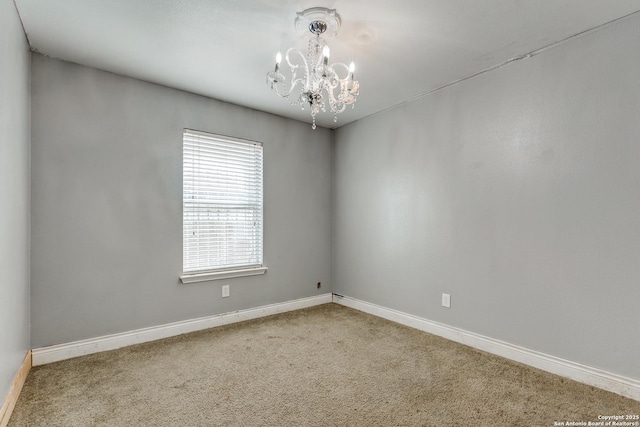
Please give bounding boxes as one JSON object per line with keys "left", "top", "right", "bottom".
{"left": 317, "top": 282, "right": 321, "bottom": 289}
{"left": 222, "top": 285, "right": 230, "bottom": 298}
{"left": 442, "top": 293, "right": 451, "bottom": 308}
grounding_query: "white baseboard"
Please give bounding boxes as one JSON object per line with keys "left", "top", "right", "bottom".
{"left": 30, "top": 292, "right": 640, "bottom": 401}
{"left": 333, "top": 294, "right": 640, "bottom": 402}
{"left": 32, "top": 293, "right": 333, "bottom": 366}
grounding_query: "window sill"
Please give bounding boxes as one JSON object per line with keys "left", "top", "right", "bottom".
{"left": 180, "top": 266, "right": 268, "bottom": 284}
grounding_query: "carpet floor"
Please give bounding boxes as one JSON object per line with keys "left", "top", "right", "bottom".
{"left": 9, "top": 303, "right": 640, "bottom": 426}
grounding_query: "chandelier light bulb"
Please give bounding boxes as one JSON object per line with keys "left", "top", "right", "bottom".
{"left": 273, "top": 51, "right": 282, "bottom": 74}
{"left": 349, "top": 62, "right": 355, "bottom": 74}
{"left": 322, "top": 45, "right": 330, "bottom": 66}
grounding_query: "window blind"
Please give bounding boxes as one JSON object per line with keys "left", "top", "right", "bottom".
{"left": 183, "top": 129, "right": 263, "bottom": 274}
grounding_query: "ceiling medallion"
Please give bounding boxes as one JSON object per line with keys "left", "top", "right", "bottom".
{"left": 266, "top": 7, "right": 360, "bottom": 129}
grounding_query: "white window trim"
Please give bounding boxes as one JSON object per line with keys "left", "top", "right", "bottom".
{"left": 180, "top": 266, "right": 268, "bottom": 284}
{"left": 182, "top": 129, "right": 265, "bottom": 282}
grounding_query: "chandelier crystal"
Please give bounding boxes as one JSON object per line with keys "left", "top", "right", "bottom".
{"left": 266, "top": 8, "right": 360, "bottom": 129}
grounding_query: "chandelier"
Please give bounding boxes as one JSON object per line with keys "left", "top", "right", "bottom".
{"left": 266, "top": 7, "right": 360, "bottom": 129}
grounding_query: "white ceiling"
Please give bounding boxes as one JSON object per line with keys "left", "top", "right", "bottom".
{"left": 14, "top": 0, "right": 640, "bottom": 129}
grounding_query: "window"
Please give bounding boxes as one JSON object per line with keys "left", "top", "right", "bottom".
{"left": 181, "top": 129, "right": 266, "bottom": 283}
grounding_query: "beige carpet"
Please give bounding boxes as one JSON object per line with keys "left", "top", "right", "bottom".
{"left": 9, "top": 303, "right": 640, "bottom": 426}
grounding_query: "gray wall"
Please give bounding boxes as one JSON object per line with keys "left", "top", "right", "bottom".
{"left": 30, "top": 55, "right": 332, "bottom": 348}
{"left": 0, "top": 0, "right": 31, "bottom": 398}
{"left": 333, "top": 14, "right": 640, "bottom": 380}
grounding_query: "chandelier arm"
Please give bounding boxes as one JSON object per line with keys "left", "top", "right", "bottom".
{"left": 285, "top": 48, "right": 310, "bottom": 92}
{"left": 271, "top": 82, "right": 291, "bottom": 99}
{"left": 270, "top": 74, "right": 308, "bottom": 100}
{"left": 324, "top": 76, "right": 343, "bottom": 116}
{"left": 270, "top": 48, "right": 309, "bottom": 100}
{"left": 334, "top": 103, "right": 347, "bottom": 114}
{"left": 328, "top": 62, "right": 351, "bottom": 79}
